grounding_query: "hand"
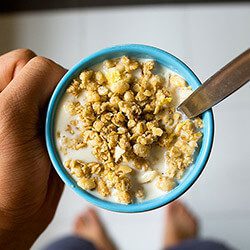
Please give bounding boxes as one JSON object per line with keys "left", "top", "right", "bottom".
{"left": 0, "top": 49, "right": 66, "bottom": 249}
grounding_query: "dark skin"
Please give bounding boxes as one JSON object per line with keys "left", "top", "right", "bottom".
{"left": 0, "top": 49, "right": 66, "bottom": 249}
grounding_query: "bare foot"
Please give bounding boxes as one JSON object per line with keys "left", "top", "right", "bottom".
{"left": 73, "top": 208, "right": 117, "bottom": 250}
{"left": 163, "top": 200, "right": 199, "bottom": 249}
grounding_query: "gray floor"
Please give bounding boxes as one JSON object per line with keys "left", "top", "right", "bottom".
{"left": 1, "top": 3, "right": 250, "bottom": 250}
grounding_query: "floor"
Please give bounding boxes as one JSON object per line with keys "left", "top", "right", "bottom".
{"left": 1, "top": 3, "right": 250, "bottom": 250}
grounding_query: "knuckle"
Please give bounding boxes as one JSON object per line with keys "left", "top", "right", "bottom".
{"left": 29, "top": 56, "right": 66, "bottom": 77}
{"left": 30, "top": 56, "right": 53, "bottom": 67}
{"left": 29, "top": 56, "right": 55, "bottom": 72}
{"left": 14, "top": 48, "right": 36, "bottom": 59}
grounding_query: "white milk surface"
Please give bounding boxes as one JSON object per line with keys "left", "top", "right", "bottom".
{"left": 55, "top": 59, "right": 193, "bottom": 203}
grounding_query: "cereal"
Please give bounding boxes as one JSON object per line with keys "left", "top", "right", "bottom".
{"left": 56, "top": 56, "right": 203, "bottom": 204}
{"left": 133, "top": 143, "right": 150, "bottom": 158}
{"left": 116, "top": 191, "right": 132, "bottom": 204}
{"left": 156, "top": 176, "right": 175, "bottom": 191}
{"left": 138, "top": 170, "right": 158, "bottom": 184}
{"left": 77, "top": 177, "right": 96, "bottom": 190}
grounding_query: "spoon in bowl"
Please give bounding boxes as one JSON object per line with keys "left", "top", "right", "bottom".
{"left": 178, "top": 48, "right": 250, "bottom": 118}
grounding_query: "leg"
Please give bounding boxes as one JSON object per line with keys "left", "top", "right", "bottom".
{"left": 44, "top": 208, "right": 117, "bottom": 250}
{"left": 162, "top": 200, "right": 232, "bottom": 250}
{"left": 73, "top": 208, "right": 117, "bottom": 250}
{"left": 166, "top": 239, "right": 232, "bottom": 250}
{"left": 163, "top": 200, "right": 199, "bottom": 249}
{"left": 44, "top": 235, "right": 96, "bottom": 250}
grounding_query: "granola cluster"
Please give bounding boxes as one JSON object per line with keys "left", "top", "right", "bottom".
{"left": 57, "top": 56, "right": 203, "bottom": 204}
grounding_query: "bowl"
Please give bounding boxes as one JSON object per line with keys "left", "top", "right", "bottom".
{"left": 45, "top": 44, "right": 214, "bottom": 213}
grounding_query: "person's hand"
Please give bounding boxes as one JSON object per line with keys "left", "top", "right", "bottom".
{"left": 0, "top": 49, "right": 66, "bottom": 249}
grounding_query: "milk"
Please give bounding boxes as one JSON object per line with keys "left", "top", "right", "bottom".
{"left": 55, "top": 59, "right": 193, "bottom": 203}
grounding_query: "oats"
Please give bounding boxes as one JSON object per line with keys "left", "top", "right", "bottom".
{"left": 97, "top": 179, "right": 110, "bottom": 197}
{"left": 77, "top": 177, "right": 96, "bottom": 190}
{"left": 86, "top": 91, "right": 101, "bottom": 102}
{"left": 93, "top": 120, "right": 105, "bottom": 132}
{"left": 60, "top": 56, "right": 203, "bottom": 204}
{"left": 98, "top": 86, "right": 109, "bottom": 96}
{"left": 138, "top": 170, "right": 158, "bottom": 184}
{"left": 135, "top": 188, "right": 145, "bottom": 199}
{"left": 123, "top": 90, "right": 135, "bottom": 102}
{"left": 56, "top": 131, "right": 61, "bottom": 138}
{"left": 95, "top": 71, "right": 106, "bottom": 84}
{"left": 152, "top": 127, "right": 163, "bottom": 137}
{"left": 133, "top": 143, "right": 150, "bottom": 158}
{"left": 67, "top": 79, "right": 82, "bottom": 97}
{"left": 156, "top": 176, "right": 175, "bottom": 191}
{"left": 169, "top": 74, "right": 186, "bottom": 87}
{"left": 116, "top": 165, "right": 133, "bottom": 175}
{"left": 110, "top": 81, "right": 130, "bottom": 94}
{"left": 116, "top": 191, "right": 132, "bottom": 204}
{"left": 65, "top": 125, "right": 74, "bottom": 134}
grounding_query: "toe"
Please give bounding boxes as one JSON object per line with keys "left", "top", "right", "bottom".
{"left": 88, "top": 207, "right": 99, "bottom": 220}
{"left": 73, "top": 211, "right": 89, "bottom": 234}
{"left": 178, "top": 202, "right": 198, "bottom": 225}
{"left": 166, "top": 200, "right": 179, "bottom": 215}
{"left": 87, "top": 208, "right": 103, "bottom": 227}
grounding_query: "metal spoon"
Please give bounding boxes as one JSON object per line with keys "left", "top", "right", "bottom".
{"left": 178, "top": 49, "right": 250, "bottom": 119}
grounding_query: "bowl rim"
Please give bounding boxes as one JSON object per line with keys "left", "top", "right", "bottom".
{"left": 45, "top": 44, "right": 214, "bottom": 213}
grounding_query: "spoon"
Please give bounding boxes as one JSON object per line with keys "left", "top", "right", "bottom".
{"left": 178, "top": 48, "right": 250, "bottom": 118}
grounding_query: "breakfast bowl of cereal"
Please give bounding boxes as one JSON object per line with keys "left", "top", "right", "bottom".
{"left": 45, "top": 44, "right": 214, "bottom": 212}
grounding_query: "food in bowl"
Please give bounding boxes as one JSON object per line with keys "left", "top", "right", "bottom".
{"left": 55, "top": 56, "right": 203, "bottom": 204}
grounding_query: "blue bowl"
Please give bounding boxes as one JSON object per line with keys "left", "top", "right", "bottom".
{"left": 45, "top": 44, "right": 214, "bottom": 213}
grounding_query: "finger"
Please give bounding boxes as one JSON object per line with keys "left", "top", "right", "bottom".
{"left": 47, "top": 167, "right": 64, "bottom": 207}
{"left": 43, "top": 167, "right": 64, "bottom": 223}
{"left": 1, "top": 56, "right": 67, "bottom": 109}
{"left": 0, "top": 49, "right": 36, "bottom": 92}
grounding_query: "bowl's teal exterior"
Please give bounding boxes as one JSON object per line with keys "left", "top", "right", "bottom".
{"left": 45, "top": 44, "right": 214, "bottom": 213}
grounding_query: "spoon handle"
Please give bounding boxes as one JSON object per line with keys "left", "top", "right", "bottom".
{"left": 178, "top": 49, "right": 250, "bottom": 118}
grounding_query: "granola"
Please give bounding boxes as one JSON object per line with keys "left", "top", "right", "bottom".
{"left": 56, "top": 56, "right": 203, "bottom": 204}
